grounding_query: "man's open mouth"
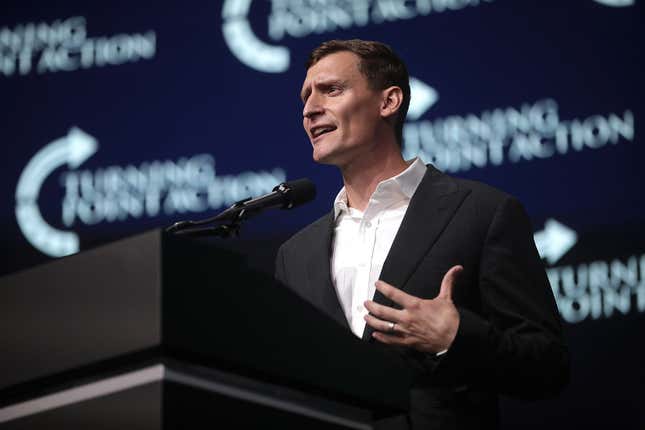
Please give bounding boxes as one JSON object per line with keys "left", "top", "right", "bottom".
{"left": 311, "top": 125, "right": 337, "bottom": 138}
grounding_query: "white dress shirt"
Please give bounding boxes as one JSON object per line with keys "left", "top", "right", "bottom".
{"left": 331, "top": 158, "right": 427, "bottom": 337}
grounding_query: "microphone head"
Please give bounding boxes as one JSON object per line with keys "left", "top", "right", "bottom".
{"left": 274, "top": 178, "right": 316, "bottom": 209}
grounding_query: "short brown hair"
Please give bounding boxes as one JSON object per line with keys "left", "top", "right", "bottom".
{"left": 306, "top": 39, "right": 410, "bottom": 147}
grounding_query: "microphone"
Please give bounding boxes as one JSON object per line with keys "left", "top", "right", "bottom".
{"left": 214, "top": 177, "right": 316, "bottom": 222}
{"left": 166, "top": 178, "right": 316, "bottom": 235}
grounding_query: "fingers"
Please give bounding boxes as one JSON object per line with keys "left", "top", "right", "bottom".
{"left": 372, "top": 331, "right": 412, "bottom": 347}
{"left": 364, "top": 313, "right": 409, "bottom": 335}
{"left": 363, "top": 314, "right": 410, "bottom": 336}
{"left": 438, "top": 265, "right": 463, "bottom": 300}
{"left": 375, "top": 280, "right": 417, "bottom": 308}
{"left": 364, "top": 299, "right": 404, "bottom": 323}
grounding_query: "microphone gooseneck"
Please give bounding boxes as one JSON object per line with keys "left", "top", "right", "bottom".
{"left": 165, "top": 178, "right": 316, "bottom": 238}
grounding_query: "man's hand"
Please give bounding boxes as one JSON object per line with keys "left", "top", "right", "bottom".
{"left": 364, "top": 265, "right": 463, "bottom": 354}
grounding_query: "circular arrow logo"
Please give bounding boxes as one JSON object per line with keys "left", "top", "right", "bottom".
{"left": 15, "top": 127, "right": 98, "bottom": 257}
{"left": 222, "top": 0, "right": 290, "bottom": 73}
{"left": 592, "top": 0, "right": 634, "bottom": 6}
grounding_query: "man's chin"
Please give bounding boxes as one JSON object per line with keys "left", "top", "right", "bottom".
{"left": 312, "top": 147, "right": 340, "bottom": 166}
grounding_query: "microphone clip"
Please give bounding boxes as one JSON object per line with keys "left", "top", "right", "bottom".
{"left": 164, "top": 198, "right": 250, "bottom": 238}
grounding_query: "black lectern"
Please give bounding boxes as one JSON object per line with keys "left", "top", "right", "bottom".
{"left": 0, "top": 230, "right": 412, "bottom": 429}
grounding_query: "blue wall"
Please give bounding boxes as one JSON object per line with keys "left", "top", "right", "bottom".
{"left": 2, "top": 1, "right": 643, "bottom": 427}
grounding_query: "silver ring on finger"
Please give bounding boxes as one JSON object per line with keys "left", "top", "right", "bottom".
{"left": 388, "top": 321, "right": 396, "bottom": 332}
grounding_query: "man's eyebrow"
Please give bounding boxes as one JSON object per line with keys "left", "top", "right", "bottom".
{"left": 318, "top": 78, "right": 345, "bottom": 87}
{"left": 301, "top": 78, "right": 346, "bottom": 102}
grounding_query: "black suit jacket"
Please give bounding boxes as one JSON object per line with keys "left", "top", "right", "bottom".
{"left": 275, "top": 165, "right": 569, "bottom": 429}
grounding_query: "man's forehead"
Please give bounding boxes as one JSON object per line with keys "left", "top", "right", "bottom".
{"left": 304, "top": 51, "right": 361, "bottom": 82}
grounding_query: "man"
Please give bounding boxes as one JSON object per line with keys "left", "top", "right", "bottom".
{"left": 275, "top": 39, "right": 569, "bottom": 429}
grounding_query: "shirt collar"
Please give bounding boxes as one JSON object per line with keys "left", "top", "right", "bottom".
{"left": 333, "top": 158, "right": 427, "bottom": 219}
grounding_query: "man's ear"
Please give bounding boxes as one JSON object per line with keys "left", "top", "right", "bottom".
{"left": 380, "top": 86, "right": 404, "bottom": 120}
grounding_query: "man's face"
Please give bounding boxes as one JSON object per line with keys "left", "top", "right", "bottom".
{"left": 300, "top": 51, "right": 383, "bottom": 166}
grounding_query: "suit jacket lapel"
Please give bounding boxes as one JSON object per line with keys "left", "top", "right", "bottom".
{"left": 362, "top": 166, "right": 471, "bottom": 340}
{"left": 306, "top": 211, "right": 350, "bottom": 330}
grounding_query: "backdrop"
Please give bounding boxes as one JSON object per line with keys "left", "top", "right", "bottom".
{"left": 2, "top": 0, "right": 643, "bottom": 428}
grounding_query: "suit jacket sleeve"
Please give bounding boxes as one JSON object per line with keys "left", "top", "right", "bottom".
{"left": 428, "top": 196, "right": 569, "bottom": 399}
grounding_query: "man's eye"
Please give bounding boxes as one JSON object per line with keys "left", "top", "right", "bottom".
{"left": 327, "top": 86, "right": 342, "bottom": 95}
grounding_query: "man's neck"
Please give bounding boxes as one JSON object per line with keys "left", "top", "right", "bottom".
{"left": 340, "top": 144, "right": 408, "bottom": 212}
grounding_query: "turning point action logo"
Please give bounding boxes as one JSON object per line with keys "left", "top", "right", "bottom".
{"left": 15, "top": 127, "right": 286, "bottom": 257}
{"left": 0, "top": 16, "right": 156, "bottom": 77}
{"left": 222, "top": 0, "right": 495, "bottom": 73}
{"left": 536, "top": 220, "right": 645, "bottom": 324}
{"left": 402, "top": 81, "right": 635, "bottom": 173}
{"left": 222, "top": 0, "right": 635, "bottom": 73}
{"left": 549, "top": 251, "right": 645, "bottom": 324}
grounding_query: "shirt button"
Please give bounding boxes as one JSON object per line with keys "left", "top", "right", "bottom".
{"left": 365, "top": 221, "right": 372, "bottom": 228}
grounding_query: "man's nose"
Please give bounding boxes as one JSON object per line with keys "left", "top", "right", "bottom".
{"left": 303, "top": 95, "right": 323, "bottom": 119}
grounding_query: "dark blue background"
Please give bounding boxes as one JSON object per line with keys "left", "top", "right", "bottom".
{"left": 2, "top": 1, "right": 644, "bottom": 428}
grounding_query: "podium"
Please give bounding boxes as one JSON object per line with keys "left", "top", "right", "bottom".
{"left": 0, "top": 230, "right": 412, "bottom": 429}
